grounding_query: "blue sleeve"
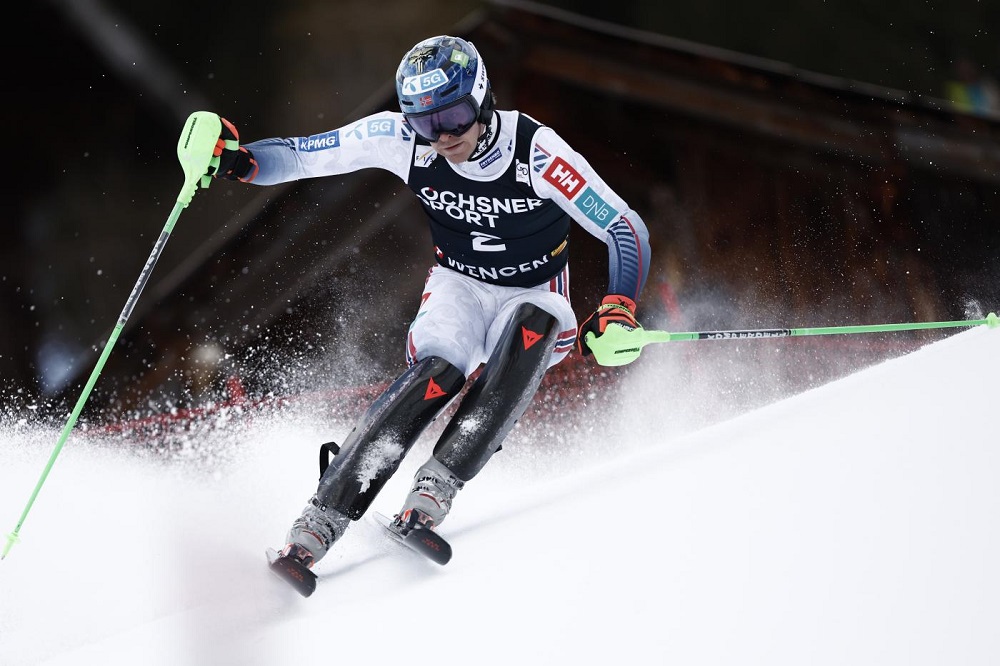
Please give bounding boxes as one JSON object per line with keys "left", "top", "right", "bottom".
{"left": 606, "top": 213, "right": 650, "bottom": 301}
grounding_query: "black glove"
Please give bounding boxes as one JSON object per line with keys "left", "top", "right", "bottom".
{"left": 211, "top": 117, "right": 258, "bottom": 182}
{"left": 576, "top": 294, "right": 639, "bottom": 357}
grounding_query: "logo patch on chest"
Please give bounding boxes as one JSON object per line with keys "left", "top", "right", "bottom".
{"left": 414, "top": 147, "right": 437, "bottom": 167}
{"left": 478, "top": 147, "right": 503, "bottom": 169}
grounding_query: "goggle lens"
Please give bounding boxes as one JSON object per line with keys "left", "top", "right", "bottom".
{"left": 405, "top": 99, "right": 478, "bottom": 142}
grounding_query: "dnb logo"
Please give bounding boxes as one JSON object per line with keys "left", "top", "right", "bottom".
{"left": 542, "top": 157, "right": 585, "bottom": 200}
{"left": 575, "top": 187, "right": 619, "bottom": 228}
{"left": 367, "top": 118, "right": 395, "bottom": 137}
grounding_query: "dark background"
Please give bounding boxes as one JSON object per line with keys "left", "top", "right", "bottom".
{"left": 4, "top": 0, "right": 999, "bottom": 408}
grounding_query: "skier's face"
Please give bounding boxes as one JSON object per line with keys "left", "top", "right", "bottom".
{"left": 431, "top": 122, "right": 483, "bottom": 163}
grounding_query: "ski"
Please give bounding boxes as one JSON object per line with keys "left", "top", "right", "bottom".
{"left": 373, "top": 511, "right": 452, "bottom": 565}
{"left": 266, "top": 547, "right": 317, "bottom": 597}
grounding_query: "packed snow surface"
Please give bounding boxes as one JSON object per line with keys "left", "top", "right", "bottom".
{"left": 1, "top": 326, "right": 998, "bottom": 665}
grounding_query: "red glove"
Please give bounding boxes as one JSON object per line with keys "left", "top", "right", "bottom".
{"left": 212, "top": 118, "right": 258, "bottom": 182}
{"left": 577, "top": 295, "right": 639, "bottom": 356}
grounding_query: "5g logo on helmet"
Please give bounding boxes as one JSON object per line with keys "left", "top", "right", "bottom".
{"left": 402, "top": 69, "right": 448, "bottom": 95}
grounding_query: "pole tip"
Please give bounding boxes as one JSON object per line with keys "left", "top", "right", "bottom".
{"left": 2, "top": 532, "right": 19, "bottom": 560}
{"left": 987, "top": 312, "right": 999, "bottom": 329}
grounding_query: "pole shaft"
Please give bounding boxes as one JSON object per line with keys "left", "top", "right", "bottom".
{"left": 792, "top": 319, "right": 988, "bottom": 336}
{"left": 661, "top": 317, "right": 991, "bottom": 342}
{"left": 2, "top": 200, "right": 184, "bottom": 559}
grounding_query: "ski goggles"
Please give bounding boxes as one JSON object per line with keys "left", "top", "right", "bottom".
{"left": 404, "top": 96, "right": 479, "bottom": 143}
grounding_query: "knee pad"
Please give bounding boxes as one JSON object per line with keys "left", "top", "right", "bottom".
{"left": 433, "top": 303, "right": 559, "bottom": 480}
{"left": 315, "top": 355, "right": 465, "bottom": 519}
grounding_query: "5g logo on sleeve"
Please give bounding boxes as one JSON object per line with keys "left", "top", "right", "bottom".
{"left": 367, "top": 119, "right": 396, "bottom": 137}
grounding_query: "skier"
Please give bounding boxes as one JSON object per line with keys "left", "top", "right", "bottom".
{"left": 207, "top": 35, "right": 651, "bottom": 575}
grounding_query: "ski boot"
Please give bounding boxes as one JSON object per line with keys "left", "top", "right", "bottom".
{"left": 285, "top": 497, "right": 351, "bottom": 562}
{"left": 268, "top": 497, "right": 351, "bottom": 597}
{"left": 393, "top": 457, "right": 465, "bottom": 534}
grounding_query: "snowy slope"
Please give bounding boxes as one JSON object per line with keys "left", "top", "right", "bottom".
{"left": 1, "top": 325, "right": 998, "bottom": 666}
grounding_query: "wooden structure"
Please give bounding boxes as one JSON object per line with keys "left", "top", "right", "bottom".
{"left": 67, "top": 0, "right": 1000, "bottom": 420}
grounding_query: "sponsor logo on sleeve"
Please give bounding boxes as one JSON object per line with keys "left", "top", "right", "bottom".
{"left": 298, "top": 130, "right": 340, "bottom": 152}
{"left": 401, "top": 68, "right": 448, "bottom": 95}
{"left": 367, "top": 118, "right": 396, "bottom": 137}
{"left": 574, "top": 187, "right": 619, "bottom": 228}
{"left": 543, "top": 157, "right": 586, "bottom": 199}
{"left": 346, "top": 123, "right": 364, "bottom": 141}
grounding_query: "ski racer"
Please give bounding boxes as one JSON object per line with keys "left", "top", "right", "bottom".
{"left": 208, "top": 35, "right": 651, "bottom": 572}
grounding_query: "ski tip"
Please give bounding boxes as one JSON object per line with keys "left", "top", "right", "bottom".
{"left": 266, "top": 547, "right": 317, "bottom": 598}
{"left": 410, "top": 529, "right": 452, "bottom": 565}
{"left": 374, "top": 512, "right": 452, "bottom": 565}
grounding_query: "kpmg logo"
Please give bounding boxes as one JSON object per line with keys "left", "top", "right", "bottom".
{"left": 367, "top": 118, "right": 395, "bottom": 137}
{"left": 402, "top": 68, "right": 448, "bottom": 95}
{"left": 299, "top": 130, "right": 340, "bottom": 152}
{"left": 575, "top": 187, "right": 619, "bottom": 228}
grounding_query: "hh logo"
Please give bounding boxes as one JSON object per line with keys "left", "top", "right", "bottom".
{"left": 543, "top": 157, "right": 585, "bottom": 199}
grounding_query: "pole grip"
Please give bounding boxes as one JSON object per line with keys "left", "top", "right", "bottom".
{"left": 176, "top": 111, "right": 223, "bottom": 206}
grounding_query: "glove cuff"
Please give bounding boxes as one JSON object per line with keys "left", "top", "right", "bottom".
{"left": 599, "top": 295, "right": 637, "bottom": 314}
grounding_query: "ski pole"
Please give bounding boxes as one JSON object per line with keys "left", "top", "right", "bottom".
{"left": 586, "top": 312, "right": 999, "bottom": 366}
{"left": 3, "top": 111, "right": 225, "bottom": 560}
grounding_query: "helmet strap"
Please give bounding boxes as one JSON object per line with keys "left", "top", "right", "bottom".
{"left": 477, "top": 85, "right": 496, "bottom": 125}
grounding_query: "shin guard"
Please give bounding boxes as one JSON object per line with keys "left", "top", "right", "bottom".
{"left": 315, "top": 356, "right": 465, "bottom": 519}
{"left": 433, "top": 303, "right": 558, "bottom": 481}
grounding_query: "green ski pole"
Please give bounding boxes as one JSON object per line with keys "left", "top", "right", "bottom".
{"left": 586, "top": 312, "right": 999, "bottom": 366}
{"left": 3, "top": 111, "right": 226, "bottom": 559}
